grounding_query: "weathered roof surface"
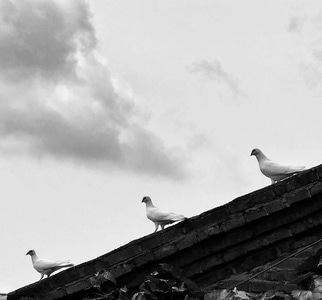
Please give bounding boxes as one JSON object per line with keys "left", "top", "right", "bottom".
{"left": 8, "top": 165, "right": 322, "bottom": 299}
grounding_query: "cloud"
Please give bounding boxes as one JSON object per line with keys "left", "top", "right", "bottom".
{"left": 287, "top": 17, "right": 304, "bottom": 33}
{"left": 287, "top": 12, "right": 322, "bottom": 90}
{"left": 0, "top": 0, "right": 96, "bottom": 81}
{"left": 0, "top": 0, "right": 186, "bottom": 179}
{"left": 188, "top": 59, "right": 242, "bottom": 96}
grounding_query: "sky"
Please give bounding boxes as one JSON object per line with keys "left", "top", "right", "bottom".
{"left": 1, "top": 0, "right": 322, "bottom": 293}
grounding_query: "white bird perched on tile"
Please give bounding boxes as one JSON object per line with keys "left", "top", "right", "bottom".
{"left": 142, "top": 196, "right": 186, "bottom": 232}
{"left": 26, "top": 250, "right": 74, "bottom": 280}
{"left": 250, "top": 148, "right": 306, "bottom": 184}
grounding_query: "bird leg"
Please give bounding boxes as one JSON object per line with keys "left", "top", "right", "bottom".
{"left": 154, "top": 223, "right": 159, "bottom": 233}
{"left": 271, "top": 179, "right": 276, "bottom": 184}
{"left": 39, "top": 274, "right": 44, "bottom": 281}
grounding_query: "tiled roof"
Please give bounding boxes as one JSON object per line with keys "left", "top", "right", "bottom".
{"left": 8, "top": 165, "right": 322, "bottom": 299}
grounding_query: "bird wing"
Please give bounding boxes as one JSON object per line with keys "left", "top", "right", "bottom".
{"left": 147, "top": 207, "right": 184, "bottom": 222}
{"left": 34, "top": 259, "right": 71, "bottom": 271}
{"left": 262, "top": 160, "right": 305, "bottom": 176}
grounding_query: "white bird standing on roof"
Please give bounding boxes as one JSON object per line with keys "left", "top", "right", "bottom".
{"left": 250, "top": 148, "right": 306, "bottom": 184}
{"left": 142, "top": 196, "right": 186, "bottom": 232}
{"left": 26, "top": 250, "right": 74, "bottom": 280}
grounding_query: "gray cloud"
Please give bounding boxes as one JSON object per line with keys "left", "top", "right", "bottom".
{"left": 0, "top": 0, "right": 186, "bottom": 179}
{"left": 0, "top": 0, "right": 96, "bottom": 81}
{"left": 188, "top": 59, "right": 242, "bottom": 96}
{"left": 287, "top": 17, "right": 303, "bottom": 33}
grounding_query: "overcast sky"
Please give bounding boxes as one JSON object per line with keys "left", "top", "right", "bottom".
{"left": 1, "top": 0, "right": 322, "bottom": 292}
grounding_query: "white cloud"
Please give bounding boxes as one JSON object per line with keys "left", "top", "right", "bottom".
{"left": 288, "top": 9, "right": 322, "bottom": 90}
{"left": 188, "top": 59, "right": 242, "bottom": 96}
{"left": 0, "top": 0, "right": 186, "bottom": 178}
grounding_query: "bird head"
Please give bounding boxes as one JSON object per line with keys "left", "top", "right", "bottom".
{"left": 142, "top": 196, "right": 151, "bottom": 203}
{"left": 26, "top": 250, "right": 36, "bottom": 256}
{"left": 250, "top": 148, "right": 261, "bottom": 156}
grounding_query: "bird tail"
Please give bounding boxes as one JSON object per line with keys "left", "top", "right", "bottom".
{"left": 291, "top": 166, "right": 306, "bottom": 173}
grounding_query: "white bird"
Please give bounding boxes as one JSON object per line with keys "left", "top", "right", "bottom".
{"left": 26, "top": 250, "right": 74, "bottom": 280}
{"left": 251, "top": 148, "right": 306, "bottom": 184}
{"left": 142, "top": 196, "right": 186, "bottom": 232}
